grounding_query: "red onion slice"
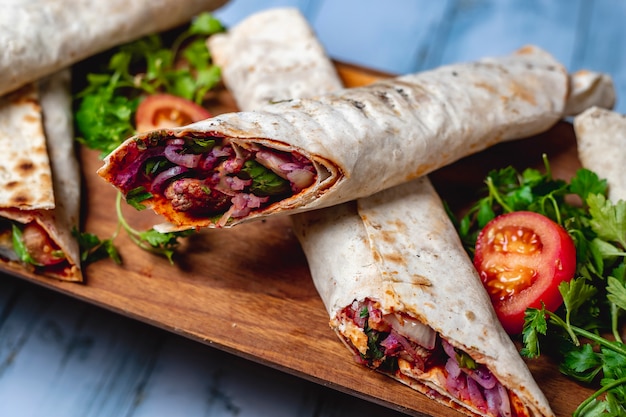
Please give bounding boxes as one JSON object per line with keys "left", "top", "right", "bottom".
{"left": 164, "top": 144, "right": 201, "bottom": 168}
{"left": 151, "top": 166, "right": 187, "bottom": 192}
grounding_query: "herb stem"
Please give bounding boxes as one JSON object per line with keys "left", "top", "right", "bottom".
{"left": 611, "top": 303, "right": 624, "bottom": 344}
{"left": 485, "top": 176, "right": 513, "bottom": 213}
{"left": 573, "top": 376, "right": 626, "bottom": 417}
{"left": 550, "top": 309, "right": 626, "bottom": 356}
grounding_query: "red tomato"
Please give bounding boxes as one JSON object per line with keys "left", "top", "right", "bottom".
{"left": 473, "top": 211, "right": 576, "bottom": 335}
{"left": 21, "top": 222, "right": 65, "bottom": 266}
{"left": 135, "top": 94, "right": 212, "bottom": 132}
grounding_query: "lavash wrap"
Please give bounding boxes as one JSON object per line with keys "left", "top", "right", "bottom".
{"left": 573, "top": 107, "right": 626, "bottom": 202}
{"left": 0, "top": 0, "right": 228, "bottom": 97}
{"left": 0, "top": 69, "right": 82, "bottom": 281}
{"left": 292, "top": 177, "right": 553, "bottom": 417}
{"left": 208, "top": 7, "right": 343, "bottom": 111}
{"left": 201, "top": 12, "right": 554, "bottom": 415}
{"left": 98, "top": 45, "right": 615, "bottom": 231}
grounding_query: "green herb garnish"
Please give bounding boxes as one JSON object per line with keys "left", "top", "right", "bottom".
{"left": 241, "top": 160, "right": 290, "bottom": 196}
{"left": 74, "top": 12, "right": 225, "bottom": 157}
{"left": 449, "top": 154, "right": 626, "bottom": 415}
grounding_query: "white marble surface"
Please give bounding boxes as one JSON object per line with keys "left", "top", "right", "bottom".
{"left": 0, "top": 1, "right": 624, "bottom": 416}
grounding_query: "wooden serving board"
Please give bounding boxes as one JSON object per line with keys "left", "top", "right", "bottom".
{"left": 6, "top": 62, "right": 594, "bottom": 417}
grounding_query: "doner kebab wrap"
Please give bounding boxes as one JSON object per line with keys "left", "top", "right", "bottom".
{"left": 97, "top": 42, "right": 614, "bottom": 231}
{"left": 574, "top": 106, "right": 626, "bottom": 202}
{"left": 207, "top": 8, "right": 568, "bottom": 417}
{"left": 0, "top": 0, "right": 228, "bottom": 97}
{"left": 0, "top": 70, "right": 82, "bottom": 281}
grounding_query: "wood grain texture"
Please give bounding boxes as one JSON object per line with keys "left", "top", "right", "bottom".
{"left": 0, "top": 62, "right": 597, "bottom": 417}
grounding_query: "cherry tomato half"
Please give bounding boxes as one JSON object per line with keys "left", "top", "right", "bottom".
{"left": 473, "top": 211, "right": 576, "bottom": 335}
{"left": 135, "top": 94, "right": 212, "bottom": 132}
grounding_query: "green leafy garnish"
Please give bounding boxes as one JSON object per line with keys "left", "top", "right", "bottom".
{"left": 74, "top": 12, "right": 225, "bottom": 157}
{"left": 116, "top": 192, "right": 193, "bottom": 264}
{"left": 241, "top": 160, "right": 290, "bottom": 196}
{"left": 126, "top": 186, "right": 154, "bottom": 210}
{"left": 11, "top": 224, "right": 42, "bottom": 266}
{"left": 450, "top": 154, "right": 626, "bottom": 415}
{"left": 73, "top": 228, "right": 121, "bottom": 266}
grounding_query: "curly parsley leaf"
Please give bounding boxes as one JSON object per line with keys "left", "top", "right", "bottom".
{"left": 449, "top": 155, "right": 626, "bottom": 414}
{"left": 74, "top": 12, "right": 225, "bottom": 157}
{"left": 73, "top": 228, "right": 121, "bottom": 265}
{"left": 115, "top": 192, "right": 192, "bottom": 263}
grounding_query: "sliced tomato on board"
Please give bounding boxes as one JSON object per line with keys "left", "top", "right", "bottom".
{"left": 473, "top": 211, "right": 577, "bottom": 335}
{"left": 135, "top": 94, "right": 212, "bottom": 132}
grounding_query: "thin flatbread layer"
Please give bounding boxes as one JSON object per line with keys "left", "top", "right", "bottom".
{"left": 99, "top": 45, "right": 574, "bottom": 230}
{"left": 292, "top": 177, "right": 554, "bottom": 417}
{"left": 574, "top": 106, "right": 626, "bottom": 203}
{"left": 0, "top": 0, "right": 228, "bottom": 96}
{"left": 208, "top": 7, "right": 343, "bottom": 111}
{"left": 0, "top": 83, "right": 54, "bottom": 209}
{"left": 0, "top": 70, "right": 82, "bottom": 281}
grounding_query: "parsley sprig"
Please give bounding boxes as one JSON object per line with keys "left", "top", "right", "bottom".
{"left": 73, "top": 13, "right": 224, "bottom": 264}
{"left": 449, "top": 154, "right": 626, "bottom": 415}
{"left": 74, "top": 12, "right": 225, "bottom": 157}
{"left": 115, "top": 192, "right": 194, "bottom": 263}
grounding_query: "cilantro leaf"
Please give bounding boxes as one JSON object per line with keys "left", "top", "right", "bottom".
{"left": 588, "top": 194, "right": 626, "bottom": 249}
{"left": 521, "top": 307, "right": 548, "bottom": 358}
{"left": 74, "top": 12, "right": 225, "bottom": 157}
{"left": 73, "top": 228, "right": 121, "bottom": 265}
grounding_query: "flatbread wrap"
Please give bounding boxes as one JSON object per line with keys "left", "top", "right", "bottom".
{"left": 0, "top": 70, "right": 82, "bottom": 281}
{"left": 208, "top": 7, "right": 343, "bottom": 111}
{"left": 97, "top": 44, "right": 615, "bottom": 231}
{"left": 573, "top": 106, "right": 626, "bottom": 202}
{"left": 0, "top": 0, "right": 229, "bottom": 97}
{"left": 292, "top": 177, "right": 554, "bottom": 416}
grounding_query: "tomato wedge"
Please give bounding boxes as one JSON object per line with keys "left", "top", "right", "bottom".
{"left": 473, "top": 211, "right": 576, "bottom": 334}
{"left": 135, "top": 94, "right": 212, "bottom": 132}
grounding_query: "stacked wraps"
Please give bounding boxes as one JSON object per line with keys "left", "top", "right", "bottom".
{"left": 0, "top": 70, "right": 82, "bottom": 281}
{"left": 184, "top": 7, "right": 619, "bottom": 417}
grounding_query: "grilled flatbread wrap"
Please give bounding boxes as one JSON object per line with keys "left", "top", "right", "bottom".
{"left": 208, "top": 8, "right": 343, "bottom": 111}
{"left": 97, "top": 45, "right": 616, "bottom": 231}
{"left": 0, "top": 70, "right": 82, "bottom": 281}
{"left": 573, "top": 106, "right": 626, "bottom": 202}
{"left": 0, "top": 0, "right": 228, "bottom": 97}
{"left": 292, "top": 177, "right": 553, "bottom": 417}
{"left": 97, "top": 45, "right": 571, "bottom": 230}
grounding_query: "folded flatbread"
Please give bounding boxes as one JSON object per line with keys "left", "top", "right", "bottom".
{"left": 97, "top": 44, "right": 615, "bottom": 231}
{"left": 0, "top": 70, "right": 82, "bottom": 281}
{"left": 292, "top": 177, "right": 553, "bottom": 416}
{"left": 573, "top": 106, "right": 626, "bottom": 202}
{"left": 0, "top": 0, "right": 228, "bottom": 97}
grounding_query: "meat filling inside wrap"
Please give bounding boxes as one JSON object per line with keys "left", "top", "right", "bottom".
{"left": 340, "top": 298, "right": 529, "bottom": 417}
{"left": 106, "top": 133, "right": 318, "bottom": 226}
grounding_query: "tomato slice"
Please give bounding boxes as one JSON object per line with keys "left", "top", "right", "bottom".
{"left": 21, "top": 222, "right": 65, "bottom": 266}
{"left": 473, "top": 211, "right": 576, "bottom": 334}
{"left": 135, "top": 94, "right": 212, "bottom": 132}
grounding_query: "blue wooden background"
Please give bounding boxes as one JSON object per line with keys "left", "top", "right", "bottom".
{"left": 1, "top": 1, "right": 624, "bottom": 416}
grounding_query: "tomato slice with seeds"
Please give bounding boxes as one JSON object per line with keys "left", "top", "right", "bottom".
{"left": 135, "top": 94, "right": 212, "bottom": 132}
{"left": 473, "top": 211, "right": 576, "bottom": 335}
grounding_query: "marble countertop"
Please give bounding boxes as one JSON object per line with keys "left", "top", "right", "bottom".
{"left": 1, "top": 1, "right": 624, "bottom": 416}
